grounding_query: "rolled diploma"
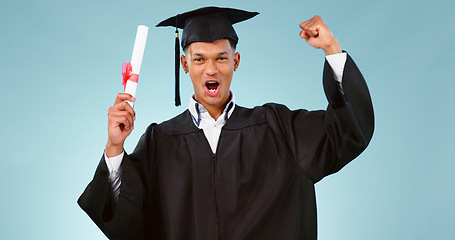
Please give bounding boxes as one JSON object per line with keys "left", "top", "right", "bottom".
{"left": 125, "top": 25, "right": 148, "bottom": 108}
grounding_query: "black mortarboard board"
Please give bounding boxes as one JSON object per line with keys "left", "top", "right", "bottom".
{"left": 156, "top": 6, "right": 259, "bottom": 106}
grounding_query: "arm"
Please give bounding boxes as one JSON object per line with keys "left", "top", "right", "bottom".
{"left": 105, "top": 152, "right": 123, "bottom": 199}
{"left": 265, "top": 53, "right": 374, "bottom": 183}
{"left": 78, "top": 123, "right": 159, "bottom": 239}
{"left": 78, "top": 93, "right": 147, "bottom": 239}
{"left": 104, "top": 93, "right": 136, "bottom": 199}
{"left": 265, "top": 16, "right": 374, "bottom": 183}
{"left": 300, "top": 16, "right": 347, "bottom": 90}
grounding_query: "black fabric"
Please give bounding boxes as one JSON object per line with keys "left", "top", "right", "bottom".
{"left": 156, "top": 6, "right": 259, "bottom": 49}
{"left": 78, "top": 54, "right": 374, "bottom": 240}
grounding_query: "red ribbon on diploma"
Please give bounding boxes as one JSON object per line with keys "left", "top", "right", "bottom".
{"left": 122, "top": 62, "right": 139, "bottom": 91}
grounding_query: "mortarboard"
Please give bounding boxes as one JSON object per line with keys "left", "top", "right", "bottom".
{"left": 156, "top": 6, "right": 259, "bottom": 106}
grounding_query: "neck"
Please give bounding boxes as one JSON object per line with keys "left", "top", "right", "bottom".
{"left": 193, "top": 94, "right": 231, "bottom": 121}
{"left": 204, "top": 102, "right": 227, "bottom": 121}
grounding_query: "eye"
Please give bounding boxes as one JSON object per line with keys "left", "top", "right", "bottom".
{"left": 217, "top": 56, "right": 228, "bottom": 61}
{"left": 193, "top": 58, "right": 204, "bottom": 62}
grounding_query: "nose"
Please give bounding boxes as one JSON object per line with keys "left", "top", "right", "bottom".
{"left": 205, "top": 60, "right": 218, "bottom": 75}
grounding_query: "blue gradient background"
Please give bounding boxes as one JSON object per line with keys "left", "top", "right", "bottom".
{"left": 1, "top": 0, "right": 454, "bottom": 239}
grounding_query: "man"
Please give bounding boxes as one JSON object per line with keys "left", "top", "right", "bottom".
{"left": 79, "top": 7, "right": 374, "bottom": 240}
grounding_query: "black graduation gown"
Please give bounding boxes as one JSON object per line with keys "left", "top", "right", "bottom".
{"left": 78, "top": 54, "right": 374, "bottom": 240}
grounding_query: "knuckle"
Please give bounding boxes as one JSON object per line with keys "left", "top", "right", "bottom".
{"left": 120, "top": 101, "right": 129, "bottom": 107}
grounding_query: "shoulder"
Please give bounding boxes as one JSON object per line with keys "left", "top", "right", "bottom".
{"left": 147, "top": 110, "right": 199, "bottom": 136}
{"left": 261, "top": 102, "right": 315, "bottom": 119}
{"left": 223, "top": 105, "right": 266, "bottom": 130}
{"left": 225, "top": 103, "right": 312, "bottom": 130}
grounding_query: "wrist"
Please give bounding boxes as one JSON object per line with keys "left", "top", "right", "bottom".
{"left": 106, "top": 141, "right": 124, "bottom": 158}
{"left": 323, "top": 38, "right": 342, "bottom": 56}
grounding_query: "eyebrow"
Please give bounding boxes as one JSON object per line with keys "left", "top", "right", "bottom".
{"left": 192, "top": 51, "right": 230, "bottom": 57}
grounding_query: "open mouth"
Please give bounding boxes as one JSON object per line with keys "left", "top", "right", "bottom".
{"left": 206, "top": 81, "right": 219, "bottom": 93}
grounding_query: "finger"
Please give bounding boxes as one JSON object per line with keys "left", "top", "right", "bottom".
{"left": 109, "top": 104, "right": 135, "bottom": 128}
{"left": 116, "top": 100, "right": 136, "bottom": 120}
{"left": 299, "top": 15, "right": 318, "bottom": 29}
{"left": 304, "top": 21, "right": 322, "bottom": 37}
{"left": 110, "top": 99, "right": 136, "bottom": 124}
{"left": 299, "top": 21, "right": 311, "bottom": 33}
{"left": 310, "top": 25, "right": 323, "bottom": 37}
{"left": 299, "top": 17, "right": 321, "bottom": 38}
{"left": 299, "top": 20, "right": 310, "bottom": 30}
{"left": 114, "top": 93, "right": 136, "bottom": 105}
{"left": 109, "top": 110, "right": 134, "bottom": 131}
{"left": 109, "top": 101, "right": 135, "bottom": 122}
{"left": 299, "top": 15, "right": 316, "bottom": 28}
{"left": 299, "top": 30, "right": 312, "bottom": 40}
{"left": 300, "top": 28, "right": 318, "bottom": 39}
{"left": 120, "top": 110, "right": 135, "bottom": 130}
{"left": 309, "top": 16, "right": 327, "bottom": 34}
{"left": 110, "top": 118, "right": 133, "bottom": 132}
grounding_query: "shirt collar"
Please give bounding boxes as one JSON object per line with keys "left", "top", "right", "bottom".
{"left": 188, "top": 92, "right": 236, "bottom": 127}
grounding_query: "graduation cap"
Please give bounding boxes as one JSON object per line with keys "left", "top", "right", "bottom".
{"left": 156, "top": 6, "right": 259, "bottom": 106}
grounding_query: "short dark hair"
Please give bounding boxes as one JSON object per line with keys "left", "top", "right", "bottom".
{"left": 183, "top": 38, "right": 237, "bottom": 53}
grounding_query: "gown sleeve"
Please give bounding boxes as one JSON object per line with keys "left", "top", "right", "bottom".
{"left": 264, "top": 53, "right": 374, "bottom": 183}
{"left": 78, "top": 123, "right": 160, "bottom": 239}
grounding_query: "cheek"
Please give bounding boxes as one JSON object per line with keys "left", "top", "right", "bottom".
{"left": 223, "top": 69, "right": 234, "bottom": 82}
{"left": 190, "top": 77, "right": 200, "bottom": 90}
{"left": 188, "top": 65, "right": 203, "bottom": 76}
{"left": 220, "top": 64, "right": 234, "bottom": 75}
{"left": 221, "top": 76, "right": 233, "bottom": 91}
{"left": 225, "top": 79, "right": 232, "bottom": 89}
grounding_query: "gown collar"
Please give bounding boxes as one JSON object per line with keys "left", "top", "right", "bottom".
{"left": 188, "top": 92, "right": 236, "bottom": 127}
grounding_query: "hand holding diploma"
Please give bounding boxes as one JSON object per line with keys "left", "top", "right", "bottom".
{"left": 106, "top": 93, "right": 136, "bottom": 157}
{"left": 106, "top": 25, "right": 148, "bottom": 157}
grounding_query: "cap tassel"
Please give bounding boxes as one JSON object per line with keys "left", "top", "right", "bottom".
{"left": 174, "top": 28, "right": 181, "bottom": 106}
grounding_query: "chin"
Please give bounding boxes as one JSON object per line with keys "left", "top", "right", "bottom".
{"left": 204, "top": 98, "right": 222, "bottom": 106}
{"left": 208, "top": 95, "right": 228, "bottom": 105}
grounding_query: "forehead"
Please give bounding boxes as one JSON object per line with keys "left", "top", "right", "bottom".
{"left": 187, "top": 39, "right": 233, "bottom": 54}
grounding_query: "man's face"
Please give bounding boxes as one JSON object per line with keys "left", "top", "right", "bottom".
{"left": 181, "top": 39, "right": 240, "bottom": 112}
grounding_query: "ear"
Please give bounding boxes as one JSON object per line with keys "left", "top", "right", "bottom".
{"left": 181, "top": 55, "right": 189, "bottom": 73}
{"left": 234, "top": 52, "right": 240, "bottom": 71}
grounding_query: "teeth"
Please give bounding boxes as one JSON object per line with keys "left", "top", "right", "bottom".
{"left": 206, "top": 81, "right": 218, "bottom": 93}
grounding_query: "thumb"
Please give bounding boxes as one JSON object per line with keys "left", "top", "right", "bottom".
{"left": 300, "top": 30, "right": 309, "bottom": 40}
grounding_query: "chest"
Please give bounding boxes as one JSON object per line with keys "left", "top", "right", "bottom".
{"left": 154, "top": 123, "right": 302, "bottom": 198}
